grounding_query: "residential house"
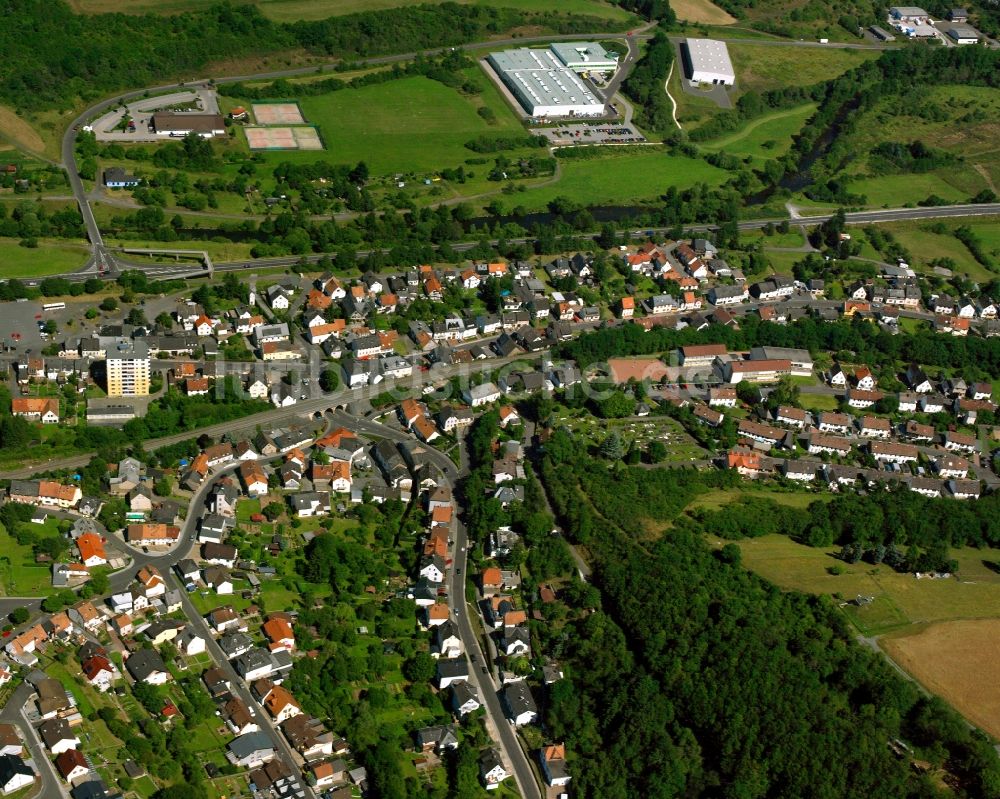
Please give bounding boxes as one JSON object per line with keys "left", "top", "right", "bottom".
{"left": 125, "top": 649, "right": 169, "bottom": 685}
{"left": 501, "top": 682, "right": 538, "bottom": 726}
{"left": 540, "top": 744, "right": 572, "bottom": 788}
{"left": 480, "top": 749, "right": 509, "bottom": 791}
{"left": 55, "top": 749, "right": 89, "bottom": 783}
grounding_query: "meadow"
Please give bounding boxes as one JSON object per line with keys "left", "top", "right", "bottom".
{"left": 728, "top": 43, "right": 879, "bottom": 98}
{"left": 699, "top": 103, "right": 816, "bottom": 163}
{"left": 519, "top": 149, "right": 728, "bottom": 210}
{"left": 716, "top": 533, "right": 1000, "bottom": 637}
{"left": 833, "top": 85, "right": 1000, "bottom": 208}
{"left": 0, "top": 238, "right": 91, "bottom": 278}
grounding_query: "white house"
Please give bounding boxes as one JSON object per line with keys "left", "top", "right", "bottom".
{"left": 464, "top": 382, "right": 501, "bottom": 407}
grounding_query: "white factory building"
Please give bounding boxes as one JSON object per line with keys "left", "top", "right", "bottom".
{"left": 548, "top": 42, "right": 619, "bottom": 73}
{"left": 683, "top": 38, "right": 735, "bottom": 87}
{"left": 487, "top": 47, "right": 606, "bottom": 118}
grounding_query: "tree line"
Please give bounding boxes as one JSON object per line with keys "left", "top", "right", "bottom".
{"left": 1, "top": 1, "right": 614, "bottom": 111}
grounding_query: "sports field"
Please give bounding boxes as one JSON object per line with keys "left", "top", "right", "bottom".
{"left": 883, "top": 620, "right": 1000, "bottom": 739}
{"left": 251, "top": 102, "right": 305, "bottom": 124}
{"left": 245, "top": 126, "right": 323, "bottom": 150}
{"left": 280, "top": 75, "right": 523, "bottom": 174}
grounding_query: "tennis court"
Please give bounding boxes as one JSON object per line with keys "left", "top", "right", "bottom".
{"left": 245, "top": 126, "right": 324, "bottom": 150}
{"left": 251, "top": 103, "right": 306, "bottom": 125}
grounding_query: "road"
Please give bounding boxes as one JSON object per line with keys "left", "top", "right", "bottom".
{"left": 0, "top": 350, "right": 545, "bottom": 479}
{"left": 95, "top": 202, "right": 1000, "bottom": 283}
{"left": 326, "top": 410, "right": 542, "bottom": 798}
{"left": 0, "top": 683, "right": 66, "bottom": 799}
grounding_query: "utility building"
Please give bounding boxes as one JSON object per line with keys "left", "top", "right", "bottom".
{"left": 549, "top": 42, "right": 619, "bottom": 72}
{"left": 682, "top": 38, "right": 735, "bottom": 86}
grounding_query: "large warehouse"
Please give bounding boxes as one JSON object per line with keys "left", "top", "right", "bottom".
{"left": 682, "top": 38, "right": 735, "bottom": 87}
{"left": 487, "top": 48, "right": 606, "bottom": 118}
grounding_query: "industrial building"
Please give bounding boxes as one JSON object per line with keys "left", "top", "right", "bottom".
{"left": 106, "top": 340, "right": 151, "bottom": 397}
{"left": 682, "top": 39, "right": 735, "bottom": 87}
{"left": 150, "top": 112, "right": 226, "bottom": 138}
{"left": 889, "top": 6, "right": 929, "bottom": 20}
{"left": 548, "top": 42, "right": 619, "bottom": 73}
{"left": 487, "top": 47, "right": 605, "bottom": 118}
{"left": 946, "top": 24, "right": 979, "bottom": 43}
{"left": 888, "top": 6, "right": 938, "bottom": 36}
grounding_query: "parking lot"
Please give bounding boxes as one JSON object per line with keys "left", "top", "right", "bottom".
{"left": 90, "top": 88, "right": 220, "bottom": 143}
{"left": 532, "top": 122, "right": 646, "bottom": 147}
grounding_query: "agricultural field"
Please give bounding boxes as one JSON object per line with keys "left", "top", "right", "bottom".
{"left": 883, "top": 620, "right": 1000, "bottom": 740}
{"left": 0, "top": 239, "right": 91, "bottom": 278}
{"left": 834, "top": 85, "right": 1000, "bottom": 208}
{"left": 716, "top": 533, "right": 1000, "bottom": 636}
{"left": 67, "top": 0, "right": 636, "bottom": 22}
{"left": 672, "top": 0, "right": 737, "bottom": 24}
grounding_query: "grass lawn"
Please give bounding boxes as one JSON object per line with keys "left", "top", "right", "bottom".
{"left": 0, "top": 239, "right": 91, "bottom": 278}
{"left": 0, "top": 522, "right": 54, "bottom": 597}
{"left": 261, "top": 75, "right": 522, "bottom": 176}
{"left": 70, "top": 0, "right": 635, "bottom": 21}
{"left": 699, "top": 104, "right": 816, "bottom": 164}
{"left": 763, "top": 249, "right": 805, "bottom": 274}
{"left": 521, "top": 150, "right": 728, "bottom": 211}
{"left": 689, "top": 487, "right": 829, "bottom": 513}
{"left": 103, "top": 235, "right": 258, "bottom": 263}
{"left": 798, "top": 392, "right": 840, "bottom": 411}
{"left": 847, "top": 173, "right": 972, "bottom": 208}
{"left": 727, "top": 44, "right": 880, "bottom": 99}
{"left": 718, "top": 534, "right": 1000, "bottom": 636}
{"left": 741, "top": 226, "right": 806, "bottom": 248}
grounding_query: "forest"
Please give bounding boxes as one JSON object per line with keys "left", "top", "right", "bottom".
{"left": 536, "top": 439, "right": 1000, "bottom": 798}
{"left": 0, "top": 1, "right": 613, "bottom": 111}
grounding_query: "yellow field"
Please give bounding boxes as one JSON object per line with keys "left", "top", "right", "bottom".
{"left": 0, "top": 105, "right": 46, "bottom": 155}
{"left": 671, "top": 0, "right": 736, "bottom": 24}
{"left": 884, "top": 620, "right": 1000, "bottom": 739}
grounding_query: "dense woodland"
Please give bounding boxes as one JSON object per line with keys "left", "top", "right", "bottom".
{"left": 0, "top": 0, "right": 614, "bottom": 111}
{"left": 537, "top": 438, "right": 1000, "bottom": 798}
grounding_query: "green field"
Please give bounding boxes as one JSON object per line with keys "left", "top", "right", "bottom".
{"left": 0, "top": 238, "right": 91, "bottom": 278}
{"left": 520, "top": 150, "right": 728, "bottom": 210}
{"left": 688, "top": 487, "right": 829, "bottom": 513}
{"left": 861, "top": 219, "right": 1000, "bottom": 283}
{"left": 719, "top": 534, "right": 1000, "bottom": 635}
{"left": 830, "top": 85, "right": 1000, "bottom": 208}
{"left": 0, "top": 522, "right": 55, "bottom": 597}
{"left": 268, "top": 74, "right": 523, "bottom": 175}
{"left": 700, "top": 104, "right": 816, "bottom": 163}
{"left": 69, "top": 0, "right": 635, "bottom": 21}
{"left": 728, "top": 44, "right": 880, "bottom": 98}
